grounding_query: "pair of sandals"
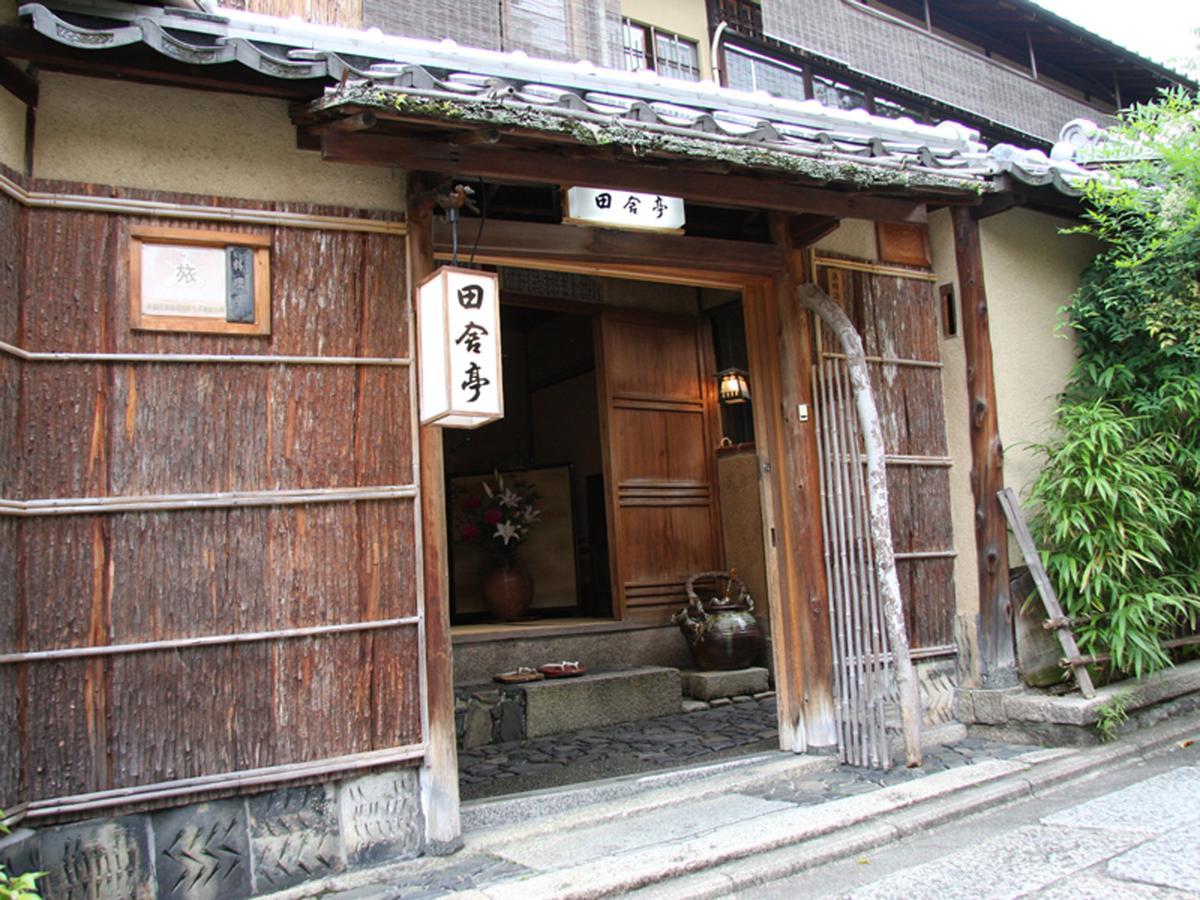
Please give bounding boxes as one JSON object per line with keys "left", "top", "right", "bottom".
{"left": 493, "top": 661, "right": 586, "bottom": 683}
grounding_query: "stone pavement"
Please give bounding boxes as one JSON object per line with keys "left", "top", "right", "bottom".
{"left": 458, "top": 696, "right": 781, "bottom": 800}
{"left": 289, "top": 699, "right": 1054, "bottom": 899}
{"left": 746, "top": 737, "right": 1200, "bottom": 899}
{"left": 274, "top": 708, "right": 1200, "bottom": 900}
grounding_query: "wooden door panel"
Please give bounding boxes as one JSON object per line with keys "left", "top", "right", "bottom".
{"left": 602, "top": 318, "right": 706, "bottom": 400}
{"left": 598, "top": 312, "right": 723, "bottom": 624}
{"left": 611, "top": 407, "right": 710, "bottom": 482}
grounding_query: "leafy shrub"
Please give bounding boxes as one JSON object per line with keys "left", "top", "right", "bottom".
{"left": 0, "top": 813, "right": 42, "bottom": 900}
{"left": 1030, "top": 90, "right": 1200, "bottom": 679}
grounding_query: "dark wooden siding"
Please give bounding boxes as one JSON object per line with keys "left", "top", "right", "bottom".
{"left": 816, "top": 260, "right": 956, "bottom": 652}
{"left": 1, "top": 174, "right": 419, "bottom": 805}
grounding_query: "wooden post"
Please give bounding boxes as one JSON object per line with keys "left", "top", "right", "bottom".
{"left": 950, "top": 207, "right": 1016, "bottom": 687}
{"left": 408, "top": 174, "right": 462, "bottom": 852}
{"left": 766, "top": 213, "right": 836, "bottom": 748}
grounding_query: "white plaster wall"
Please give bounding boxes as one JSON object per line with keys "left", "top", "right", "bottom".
{"left": 33, "top": 73, "right": 404, "bottom": 209}
{"left": 0, "top": 81, "right": 24, "bottom": 172}
{"left": 0, "top": 0, "right": 26, "bottom": 171}
{"left": 980, "top": 208, "right": 1097, "bottom": 507}
{"left": 929, "top": 208, "right": 981, "bottom": 674}
{"left": 812, "top": 218, "right": 877, "bottom": 260}
{"left": 619, "top": 0, "right": 712, "bottom": 80}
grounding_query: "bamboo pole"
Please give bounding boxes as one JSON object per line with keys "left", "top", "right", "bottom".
{"left": 0, "top": 170, "right": 406, "bottom": 235}
{"left": 0, "top": 484, "right": 417, "bottom": 516}
{"left": 12, "top": 743, "right": 425, "bottom": 825}
{"left": 0, "top": 616, "right": 420, "bottom": 664}
{"left": 824, "top": 358, "right": 861, "bottom": 761}
{"left": 0, "top": 338, "right": 410, "bottom": 367}
{"left": 798, "top": 283, "right": 922, "bottom": 767}
{"left": 841, "top": 360, "right": 892, "bottom": 768}
{"left": 833, "top": 360, "right": 871, "bottom": 765}
{"left": 813, "top": 363, "right": 848, "bottom": 761}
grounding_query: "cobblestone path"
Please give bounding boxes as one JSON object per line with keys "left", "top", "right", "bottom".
{"left": 458, "top": 696, "right": 781, "bottom": 800}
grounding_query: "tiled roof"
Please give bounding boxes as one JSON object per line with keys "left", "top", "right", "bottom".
{"left": 18, "top": 0, "right": 1101, "bottom": 198}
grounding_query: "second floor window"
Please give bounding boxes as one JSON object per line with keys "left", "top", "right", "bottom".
{"left": 621, "top": 18, "right": 702, "bottom": 82}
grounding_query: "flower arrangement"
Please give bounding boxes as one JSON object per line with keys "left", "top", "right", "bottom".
{"left": 455, "top": 472, "right": 541, "bottom": 564}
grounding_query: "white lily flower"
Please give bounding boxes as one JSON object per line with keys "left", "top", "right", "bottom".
{"left": 521, "top": 505, "right": 542, "bottom": 524}
{"left": 494, "top": 521, "right": 520, "bottom": 545}
{"left": 498, "top": 488, "right": 521, "bottom": 509}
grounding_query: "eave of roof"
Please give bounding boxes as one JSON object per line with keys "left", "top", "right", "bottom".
{"left": 14, "top": 0, "right": 1100, "bottom": 200}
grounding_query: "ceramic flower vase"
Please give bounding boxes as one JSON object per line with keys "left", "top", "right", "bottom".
{"left": 482, "top": 563, "right": 533, "bottom": 621}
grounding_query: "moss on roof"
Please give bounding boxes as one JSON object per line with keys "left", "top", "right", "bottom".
{"left": 312, "top": 84, "right": 991, "bottom": 197}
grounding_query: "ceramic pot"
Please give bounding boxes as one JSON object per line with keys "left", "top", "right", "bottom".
{"left": 672, "top": 571, "right": 764, "bottom": 670}
{"left": 482, "top": 564, "right": 533, "bottom": 621}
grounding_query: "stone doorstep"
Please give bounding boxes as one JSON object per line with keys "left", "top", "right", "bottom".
{"left": 523, "top": 666, "right": 682, "bottom": 738}
{"left": 958, "top": 659, "right": 1200, "bottom": 728}
{"left": 681, "top": 667, "right": 770, "bottom": 701}
{"left": 456, "top": 666, "right": 685, "bottom": 747}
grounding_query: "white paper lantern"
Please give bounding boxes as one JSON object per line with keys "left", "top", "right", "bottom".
{"left": 417, "top": 266, "right": 504, "bottom": 428}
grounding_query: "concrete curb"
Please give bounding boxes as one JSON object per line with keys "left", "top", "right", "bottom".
{"left": 465, "top": 752, "right": 837, "bottom": 849}
{"left": 466, "top": 712, "right": 1200, "bottom": 899}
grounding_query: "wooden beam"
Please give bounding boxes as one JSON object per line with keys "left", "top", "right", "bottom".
{"left": 0, "top": 57, "right": 37, "bottom": 107}
{"left": 790, "top": 214, "right": 841, "bottom": 248}
{"left": 950, "top": 206, "right": 1016, "bottom": 687}
{"left": 408, "top": 173, "right": 462, "bottom": 853}
{"left": 322, "top": 131, "right": 932, "bottom": 223}
{"left": 432, "top": 218, "right": 784, "bottom": 276}
{"left": 766, "top": 211, "right": 837, "bottom": 748}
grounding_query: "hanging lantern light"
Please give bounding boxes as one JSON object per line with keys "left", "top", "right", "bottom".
{"left": 417, "top": 266, "right": 504, "bottom": 429}
{"left": 717, "top": 367, "right": 751, "bottom": 404}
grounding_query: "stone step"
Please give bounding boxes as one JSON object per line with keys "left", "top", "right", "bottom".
{"left": 455, "top": 666, "right": 682, "bottom": 749}
{"left": 681, "top": 667, "right": 770, "bottom": 701}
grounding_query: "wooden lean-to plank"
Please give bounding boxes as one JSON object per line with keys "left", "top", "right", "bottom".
{"left": 951, "top": 206, "right": 1016, "bottom": 685}
{"left": 997, "top": 488, "right": 1095, "bottom": 698}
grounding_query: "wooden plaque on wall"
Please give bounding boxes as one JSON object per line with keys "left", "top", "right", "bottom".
{"left": 875, "top": 221, "right": 932, "bottom": 268}
{"left": 130, "top": 226, "right": 271, "bottom": 335}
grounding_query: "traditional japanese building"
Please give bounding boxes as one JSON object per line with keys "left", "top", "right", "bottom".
{"left": 0, "top": 0, "right": 1193, "bottom": 896}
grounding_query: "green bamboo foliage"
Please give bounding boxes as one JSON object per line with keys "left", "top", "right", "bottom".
{"left": 1030, "top": 90, "right": 1200, "bottom": 680}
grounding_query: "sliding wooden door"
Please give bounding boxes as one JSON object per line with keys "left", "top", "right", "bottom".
{"left": 596, "top": 310, "right": 724, "bottom": 625}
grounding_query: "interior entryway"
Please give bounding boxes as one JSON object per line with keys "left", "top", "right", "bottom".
{"left": 443, "top": 265, "right": 780, "bottom": 797}
{"left": 443, "top": 269, "right": 765, "bottom": 637}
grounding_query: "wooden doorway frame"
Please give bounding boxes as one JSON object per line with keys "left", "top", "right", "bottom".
{"left": 413, "top": 200, "right": 838, "bottom": 845}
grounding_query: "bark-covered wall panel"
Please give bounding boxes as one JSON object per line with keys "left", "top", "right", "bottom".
{"left": 4, "top": 180, "right": 417, "bottom": 808}
{"left": 0, "top": 182, "right": 21, "bottom": 499}
{"left": 107, "top": 509, "right": 271, "bottom": 643}
{"left": 369, "top": 627, "right": 423, "bottom": 748}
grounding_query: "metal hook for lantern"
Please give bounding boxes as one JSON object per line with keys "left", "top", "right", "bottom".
{"left": 435, "top": 184, "right": 478, "bottom": 268}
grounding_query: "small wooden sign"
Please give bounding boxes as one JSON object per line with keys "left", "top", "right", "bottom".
{"left": 563, "top": 186, "right": 685, "bottom": 233}
{"left": 130, "top": 226, "right": 271, "bottom": 335}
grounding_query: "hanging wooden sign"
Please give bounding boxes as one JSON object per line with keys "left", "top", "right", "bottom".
{"left": 563, "top": 186, "right": 685, "bottom": 232}
{"left": 417, "top": 266, "right": 504, "bottom": 429}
